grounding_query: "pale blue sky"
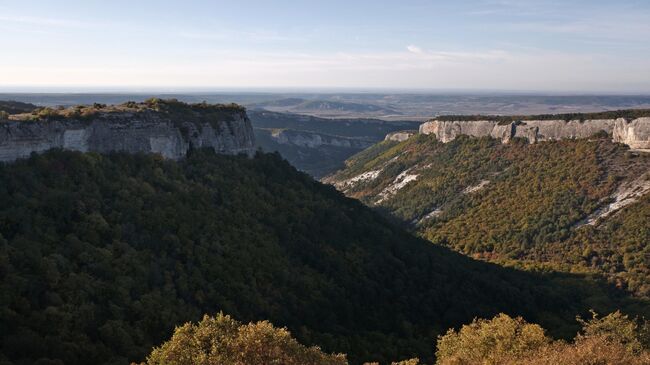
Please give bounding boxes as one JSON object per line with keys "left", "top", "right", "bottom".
{"left": 1, "top": 0, "right": 649, "bottom": 92}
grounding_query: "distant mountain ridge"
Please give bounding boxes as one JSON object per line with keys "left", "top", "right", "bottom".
{"left": 0, "top": 100, "right": 38, "bottom": 115}
{"left": 250, "top": 98, "right": 400, "bottom": 117}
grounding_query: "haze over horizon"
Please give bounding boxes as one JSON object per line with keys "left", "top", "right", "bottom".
{"left": 2, "top": 0, "right": 650, "bottom": 93}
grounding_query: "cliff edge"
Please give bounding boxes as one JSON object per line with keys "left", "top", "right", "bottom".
{"left": 419, "top": 114, "right": 650, "bottom": 150}
{"left": 0, "top": 99, "right": 255, "bottom": 162}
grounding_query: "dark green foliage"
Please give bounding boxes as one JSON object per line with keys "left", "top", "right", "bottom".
{"left": 551, "top": 193, "right": 650, "bottom": 296}
{"left": 141, "top": 98, "right": 246, "bottom": 123}
{"left": 0, "top": 150, "right": 647, "bottom": 365}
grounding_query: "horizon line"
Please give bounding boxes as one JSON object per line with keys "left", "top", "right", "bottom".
{"left": 1, "top": 86, "right": 650, "bottom": 96}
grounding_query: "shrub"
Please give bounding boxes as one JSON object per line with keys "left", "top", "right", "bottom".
{"left": 577, "top": 310, "right": 649, "bottom": 353}
{"left": 435, "top": 312, "right": 650, "bottom": 365}
{"left": 505, "top": 335, "right": 650, "bottom": 365}
{"left": 391, "top": 359, "right": 422, "bottom": 365}
{"left": 590, "top": 129, "right": 611, "bottom": 139}
{"left": 143, "top": 313, "right": 348, "bottom": 365}
{"left": 435, "top": 313, "right": 550, "bottom": 365}
{"left": 36, "top": 107, "right": 59, "bottom": 119}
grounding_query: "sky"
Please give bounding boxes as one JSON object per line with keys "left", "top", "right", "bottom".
{"left": 1, "top": 0, "right": 650, "bottom": 92}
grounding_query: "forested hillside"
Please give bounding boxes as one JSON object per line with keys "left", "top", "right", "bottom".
{"left": 326, "top": 134, "right": 650, "bottom": 297}
{"left": 1, "top": 149, "right": 647, "bottom": 364}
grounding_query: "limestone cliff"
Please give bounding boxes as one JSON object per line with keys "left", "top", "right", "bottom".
{"left": 613, "top": 117, "right": 650, "bottom": 149}
{"left": 0, "top": 100, "right": 255, "bottom": 162}
{"left": 384, "top": 130, "right": 416, "bottom": 142}
{"left": 419, "top": 117, "right": 650, "bottom": 149}
{"left": 268, "top": 129, "right": 374, "bottom": 149}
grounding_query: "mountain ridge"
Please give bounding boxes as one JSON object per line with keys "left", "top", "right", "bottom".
{"left": 0, "top": 99, "right": 255, "bottom": 162}
{"left": 420, "top": 117, "right": 650, "bottom": 150}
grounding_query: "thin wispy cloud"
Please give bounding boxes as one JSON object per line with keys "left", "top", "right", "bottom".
{"left": 406, "top": 45, "right": 423, "bottom": 54}
{"left": 510, "top": 20, "right": 650, "bottom": 42}
{"left": 1, "top": 0, "right": 649, "bottom": 91}
{"left": 474, "top": 0, "right": 650, "bottom": 42}
{"left": 0, "top": 14, "right": 90, "bottom": 28}
{"left": 178, "top": 29, "right": 301, "bottom": 42}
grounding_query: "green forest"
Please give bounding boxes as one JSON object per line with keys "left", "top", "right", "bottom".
{"left": 1, "top": 149, "right": 647, "bottom": 364}
{"left": 329, "top": 135, "right": 650, "bottom": 298}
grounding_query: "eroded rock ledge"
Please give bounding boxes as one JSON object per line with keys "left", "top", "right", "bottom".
{"left": 419, "top": 117, "right": 650, "bottom": 149}
{"left": 268, "top": 129, "right": 374, "bottom": 149}
{"left": 0, "top": 100, "right": 255, "bottom": 162}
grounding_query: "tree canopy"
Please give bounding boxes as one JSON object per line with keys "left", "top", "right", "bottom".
{"left": 0, "top": 149, "right": 648, "bottom": 364}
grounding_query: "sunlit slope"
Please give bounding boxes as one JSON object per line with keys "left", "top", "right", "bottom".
{"left": 327, "top": 134, "right": 650, "bottom": 296}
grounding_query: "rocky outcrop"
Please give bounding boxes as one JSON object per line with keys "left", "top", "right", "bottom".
{"left": 419, "top": 118, "right": 650, "bottom": 149}
{"left": 613, "top": 117, "right": 650, "bottom": 149}
{"left": 0, "top": 107, "right": 255, "bottom": 162}
{"left": 580, "top": 171, "right": 650, "bottom": 226}
{"left": 384, "top": 130, "right": 416, "bottom": 142}
{"left": 268, "top": 129, "right": 374, "bottom": 149}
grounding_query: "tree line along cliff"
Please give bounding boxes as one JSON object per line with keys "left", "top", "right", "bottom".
{"left": 0, "top": 99, "right": 256, "bottom": 162}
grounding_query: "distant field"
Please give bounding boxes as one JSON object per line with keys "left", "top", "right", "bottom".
{"left": 3, "top": 92, "right": 650, "bottom": 120}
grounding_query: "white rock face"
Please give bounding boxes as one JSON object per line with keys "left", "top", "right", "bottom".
{"left": 384, "top": 131, "right": 416, "bottom": 142}
{"left": 613, "top": 117, "right": 650, "bottom": 150}
{"left": 583, "top": 172, "right": 650, "bottom": 225}
{"left": 376, "top": 169, "right": 419, "bottom": 203}
{"left": 0, "top": 111, "right": 255, "bottom": 162}
{"left": 419, "top": 118, "right": 650, "bottom": 149}
{"left": 270, "top": 129, "right": 373, "bottom": 149}
{"left": 463, "top": 180, "right": 490, "bottom": 194}
{"left": 422, "top": 209, "right": 443, "bottom": 220}
{"left": 335, "top": 169, "right": 382, "bottom": 188}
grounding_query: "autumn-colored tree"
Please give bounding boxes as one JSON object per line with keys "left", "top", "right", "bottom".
{"left": 506, "top": 335, "right": 650, "bottom": 365}
{"left": 143, "top": 313, "right": 348, "bottom": 365}
{"left": 391, "top": 358, "right": 422, "bottom": 365}
{"left": 435, "top": 313, "right": 550, "bottom": 365}
{"left": 502, "top": 311, "right": 650, "bottom": 365}
{"left": 435, "top": 312, "right": 650, "bottom": 365}
{"left": 577, "top": 310, "right": 649, "bottom": 354}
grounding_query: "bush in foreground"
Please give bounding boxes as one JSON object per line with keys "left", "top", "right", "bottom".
{"left": 142, "top": 311, "right": 650, "bottom": 365}
{"left": 141, "top": 313, "right": 347, "bottom": 365}
{"left": 436, "top": 311, "right": 650, "bottom": 365}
